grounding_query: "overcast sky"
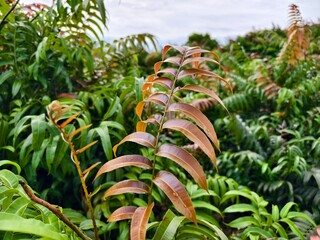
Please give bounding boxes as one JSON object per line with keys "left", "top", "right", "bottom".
{"left": 20, "top": 0, "right": 320, "bottom": 44}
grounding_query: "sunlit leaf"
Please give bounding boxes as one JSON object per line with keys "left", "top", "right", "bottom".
{"left": 153, "top": 171, "right": 196, "bottom": 224}
{"left": 177, "top": 84, "right": 229, "bottom": 113}
{"left": 95, "top": 155, "right": 152, "bottom": 180}
{"left": 68, "top": 124, "right": 92, "bottom": 138}
{"left": 75, "top": 140, "right": 98, "bottom": 154}
{"left": 59, "top": 112, "right": 80, "bottom": 129}
{"left": 156, "top": 144, "right": 207, "bottom": 190}
{"left": 156, "top": 68, "right": 177, "bottom": 77}
{"left": 167, "top": 103, "right": 219, "bottom": 150}
{"left": 130, "top": 202, "right": 154, "bottom": 240}
{"left": 163, "top": 119, "right": 217, "bottom": 169}
{"left": 108, "top": 206, "right": 137, "bottom": 222}
{"left": 136, "top": 93, "right": 168, "bottom": 120}
{"left": 103, "top": 180, "right": 149, "bottom": 200}
{"left": 182, "top": 57, "right": 221, "bottom": 68}
{"left": 136, "top": 121, "right": 147, "bottom": 132}
{"left": 113, "top": 132, "right": 156, "bottom": 156}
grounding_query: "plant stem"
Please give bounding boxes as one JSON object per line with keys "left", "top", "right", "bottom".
{"left": 148, "top": 52, "right": 185, "bottom": 204}
{"left": 19, "top": 180, "right": 91, "bottom": 240}
{"left": 62, "top": 134, "right": 99, "bottom": 240}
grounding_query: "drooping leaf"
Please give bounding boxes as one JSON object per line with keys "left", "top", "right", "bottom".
{"left": 130, "top": 202, "right": 154, "bottom": 240}
{"left": 68, "top": 124, "right": 92, "bottom": 138}
{"left": 182, "top": 57, "right": 221, "bottom": 68}
{"left": 113, "top": 132, "right": 156, "bottom": 156}
{"left": 136, "top": 93, "right": 169, "bottom": 120}
{"left": 0, "top": 213, "right": 66, "bottom": 240}
{"left": 95, "top": 155, "right": 152, "bottom": 180}
{"left": 153, "top": 171, "right": 196, "bottom": 224}
{"left": 108, "top": 206, "right": 137, "bottom": 222}
{"left": 162, "top": 119, "right": 217, "bottom": 169}
{"left": 167, "top": 103, "right": 219, "bottom": 150}
{"left": 0, "top": 160, "right": 21, "bottom": 174}
{"left": 103, "top": 180, "right": 149, "bottom": 200}
{"left": 156, "top": 144, "right": 207, "bottom": 190}
{"left": 176, "top": 84, "right": 229, "bottom": 113}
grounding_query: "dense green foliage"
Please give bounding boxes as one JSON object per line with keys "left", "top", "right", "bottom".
{"left": 0, "top": 1, "right": 319, "bottom": 239}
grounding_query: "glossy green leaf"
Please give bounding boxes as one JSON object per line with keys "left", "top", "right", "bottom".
{"left": 0, "top": 213, "right": 67, "bottom": 240}
{"left": 227, "top": 216, "right": 259, "bottom": 228}
{"left": 0, "top": 160, "right": 21, "bottom": 174}
{"left": 243, "top": 227, "right": 273, "bottom": 238}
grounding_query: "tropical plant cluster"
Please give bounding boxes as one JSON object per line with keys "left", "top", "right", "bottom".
{"left": 0, "top": 1, "right": 319, "bottom": 239}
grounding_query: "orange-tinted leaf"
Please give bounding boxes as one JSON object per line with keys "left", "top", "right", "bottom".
{"left": 76, "top": 140, "right": 98, "bottom": 154}
{"left": 108, "top": 206, "right": 137, "bottom": 222}
{"left": 154, "top": 77, "right": 173, "bottom": 89}
{"left": 136, "top": 101, "right": 147, "bottom": 120}
{"left": 163, "top": 119, "right": 217, "bottom": 169}
{"left": 164, "top": 56, "right": 182, "bottom": 65}
{"left": 130, "top": 202, "right": 154, "bottom": 240}
{"left": 162, "top": 45, "right": 185, "bottom": 60}
{"left": 156, "top": 144, "right": 207, "bottom": 190}
{"left": 83, "top": 162, "right": 101, "bottom": 175}
{"left": 182, "top": 57, "right": 221, "bottom": 69}
{"left": 185, "top": 48, "right": 220, "bottom": 62}
{"left": 177, "top": 84, "right": 229, "bottom": 113}
{"left": 59, "top": 112, "right": 81, "bottom": 128}
{"left": 178, "top": 69, "right": 224, "bottom": 83}
{"left": 103, "top": 180, "right": 149, "bottom": 200}
{"left": 83, "top": 161, "right": 101, "bottom": 182}
{"left": 148, "top": 93, "right": 169, "bottom": 106}
{"left": 68, "top": 124, "right": 92, "bottom": 138}
{"left": 95, "top": 155, "right": 151, "bottom": 180}
{"left": 113, "top": 132, "right": 156, "bottom": 156}
{"left": 136, "top": 121, "right": 147, "bottom": 132}
{"left": 154, "top": 61, "right": 163, "bottom": 73}
{"left": 142, "top": 114, "right": 163, "bottom": 126}
{"left": 153, "top": 171, "right": 196, "bottom": 224}
{"left": 142, "top": 74, "right": 156, "bottom": 97}
{"left": 167, "top": 103, "right": 219, "bottom": 150}
{"left": 156, "top": 67, "right": 177, "bottom": 77}
{"left": 136, "top": 93, "right": 168, "bottom": 120}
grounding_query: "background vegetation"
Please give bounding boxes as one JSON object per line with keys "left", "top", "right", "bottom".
{"left": 0, "top": 1, "right": 319, "bottom": 239}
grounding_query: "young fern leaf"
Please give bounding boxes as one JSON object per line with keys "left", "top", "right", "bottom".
{"left": 95, "top": 45, "right": 229, "bottom": 239}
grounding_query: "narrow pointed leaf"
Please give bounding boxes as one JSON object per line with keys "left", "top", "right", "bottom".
{"left": 76, "top": 140, "right": 98, "bottom": 154}
{"left": 59, "top": 112, "right": 80, "bottom": 128}
{"left": 136, "top": 93, "right": 168, "bottom": 120}
{"left": 163, "top": 119, "right": 217, "bottom": 169}
{"left": 178, "top": 69, "right": 226, "bottom": 85}
{"left": 153, "top": 171, "right": 196, "bottom": 224}
{"left": 113, "top": 132, "right": 156, "bottom": 156}
{"left": 168, "top": 103, "right": 219, "bottom": 150}
{"left": 164, "top": 56, "right": 182, "bottom": 65}
{"left": 104, "top": 180, "right": 149, "bottom": 199}
{"left": 83, "top": 162, "right": 101, "bottom": 175}
{"left": 136, "top": 121, "right": 147, "bottom": 132}
{"left": 156, "top": 68, "right": 177, "bottom": 77}
{"left": 177, "top": 84, "right": 229, "bottom": 113}
{"left": 68, "top": 124, "right": 92, "bottom": 138}
{"left": 156, "top": 144, "right": 207, "bottom": 190}
{"left": 31, "top": 114, "right": 46, "bottom": 151}
{"left": 108, "top": 206, "right": 137, "bottom": 222}
{"left": 162, "top": 45, "right": 185, "bottom": 60}
{"left": 182, "top": 57, "right": 221, "bottom": 68}
{"left": 95, "top": 155, "right": 151, "bottom": 180}
{"left": 131, "top": 203, "right": 154, "bottom": 240}
{"left": 154, "top": 77, "right": 173, "bottom": 89}
{"left": 154, "top": 61, "right": 163, "bottom": 73}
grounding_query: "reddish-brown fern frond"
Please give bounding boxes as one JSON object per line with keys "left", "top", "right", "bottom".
{"left": 278, "top": 4, "right": 309, "bottom": 65}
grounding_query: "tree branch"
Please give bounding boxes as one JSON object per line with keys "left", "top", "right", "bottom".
{"left": 19, "top": 180, "right": 91, "bottom": 240}
{"left": 0, "top": 0, "right": 20, "bottom": 28}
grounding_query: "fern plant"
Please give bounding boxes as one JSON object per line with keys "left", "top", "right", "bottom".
{"left": 94, "top": 45, "right": 231, "bottom": 239}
